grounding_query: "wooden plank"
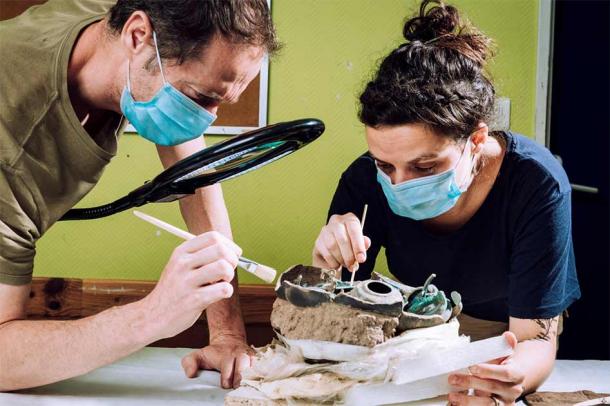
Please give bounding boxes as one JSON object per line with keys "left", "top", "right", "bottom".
{"left": 27, "top": 277, "right": 276, "bottom": 348}
{"left": 81, "top": 279, "right": 154, "bottom": 317}
{"left": 235, "top": 285, "right": 277, "bottom": 324}
{"left": 28, "top": 278, "right": 83, "bottom": 319}
{"left": 28, "top": 278, "right": 276, "bottom": 324}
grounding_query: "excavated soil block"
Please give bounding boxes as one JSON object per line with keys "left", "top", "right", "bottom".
{"left": 270, "top": 298, "right": 399, "bottom": 347}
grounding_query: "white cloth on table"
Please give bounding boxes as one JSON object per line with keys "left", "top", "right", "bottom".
{"left": 535, "top": 360, "right": 610, "bottom": 393}
{"left": 0, "top": 348, "right": 228, "bottom": 405}
{"left": 0, "top": 347, "right": 608, "bottom": 405}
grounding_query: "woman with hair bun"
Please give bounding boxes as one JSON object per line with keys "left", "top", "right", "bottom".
{"left": 312, "top": 1, "right": 580, "bottom": 404}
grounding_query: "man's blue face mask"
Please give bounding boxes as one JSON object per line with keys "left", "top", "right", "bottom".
{"left": 120, "top": 32, "right": 217, "bottom": 146}
{"left": 376, "top": 139, "right": 476, "bottom": 220}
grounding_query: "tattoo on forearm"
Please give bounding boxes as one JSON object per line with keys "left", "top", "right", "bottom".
{"left": 532, "top": 317, "right": 558, "bottom": 342}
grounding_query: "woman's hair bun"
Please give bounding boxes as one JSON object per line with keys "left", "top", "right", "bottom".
{"left": 403, "top": 0, "right": 459, "bottom": 42}
{"left": 358, "top": 0, "right": 497, "bottom": 135}
{"left": 402, "top": 0, "right": 494, "bottom": 66}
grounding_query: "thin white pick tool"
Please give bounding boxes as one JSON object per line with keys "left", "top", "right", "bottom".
{"left": 350, "top": 204, "right": 368, "bottom": 285}
{"left": 133, "top": 210, "right": 276, "bottom": 283}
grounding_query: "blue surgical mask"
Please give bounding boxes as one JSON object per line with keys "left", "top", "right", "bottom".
{"left": 376, "top": 140, "right": 475, "bottom": 220}
{"left": 120, "top": 32, "right": 216, "bottom": 146}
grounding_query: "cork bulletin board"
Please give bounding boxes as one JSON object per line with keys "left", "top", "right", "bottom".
{"left": 1, "top": 0, "right": 270, "bottom": 135}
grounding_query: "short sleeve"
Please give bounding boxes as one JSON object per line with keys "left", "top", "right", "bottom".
{"left": 0, "top": 166, "right": 40, "bottom": 286}
{"left": 327, "top": 156, "right": 386, "bottom": 281}
{"left": 508, "top": 189, "right": 580, "bottom": 319}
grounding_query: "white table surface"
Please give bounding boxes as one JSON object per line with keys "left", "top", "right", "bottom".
{"left": 1, "top": 347, "right": 608, "bottom": 405}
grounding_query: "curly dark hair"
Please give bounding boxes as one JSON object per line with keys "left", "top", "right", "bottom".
{"left": 107, "top": 0, "right": 281, "bottom": 64}
{"left": 359, "top": 0, "right": 495, "bottom": 140}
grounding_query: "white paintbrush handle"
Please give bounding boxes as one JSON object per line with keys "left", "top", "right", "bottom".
{"left": 350, "top": 204, "right": 369, "bottom": 285}
{"left": 134, "top": 211, "right": 195, "bottom": 240}
{"left": 574, "top": 396, "right": 610, "bottom": 406}
{"left": 133, "top": 211, "right": 276, "bottom": 283}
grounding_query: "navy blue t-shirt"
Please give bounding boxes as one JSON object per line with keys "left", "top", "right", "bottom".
{"left": 328, "top": 132, "right": 581, "bottom": 322}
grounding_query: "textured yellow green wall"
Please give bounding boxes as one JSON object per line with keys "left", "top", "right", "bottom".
{"left": 35, "top": 0, "right": 539, "bottom": 283}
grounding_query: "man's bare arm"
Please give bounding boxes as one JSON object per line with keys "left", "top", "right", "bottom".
{"left": 156, "top": 141, "right": 246, "bottom": 340}
{"left": 157, "top": 141, "right": 250, "bottom": 388}
{"left": 0, "top": 231, "right": 241, "bottom": 391}
{"left": 0, "top": 283, "right": 152, "bottom": 391}
{"left": 178, "top": 187, "right": 247, "bottom": 340}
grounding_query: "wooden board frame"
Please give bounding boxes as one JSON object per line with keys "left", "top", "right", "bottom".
{"left": 535, "top": 0, "right": 554, "bottom": 146}
{"left": 208, "top": 55, "right": 269, "bottom": 135}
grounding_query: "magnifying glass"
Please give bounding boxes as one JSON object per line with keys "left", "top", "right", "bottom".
{"left": 60, "top": 118, "right": 325, "bottom": 220}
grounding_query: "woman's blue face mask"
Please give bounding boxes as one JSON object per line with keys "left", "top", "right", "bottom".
{"left": 120, "top": 32, "right": 217, "bottom": 146}
{"left": 376, "top": 139, "right": 476, "bottom": 220}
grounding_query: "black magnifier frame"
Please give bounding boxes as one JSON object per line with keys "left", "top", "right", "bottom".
{"left": 60, "top": 118, "right": 325, "bottom": 220}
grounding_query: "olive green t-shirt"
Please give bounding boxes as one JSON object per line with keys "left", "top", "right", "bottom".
{"left": 0, "top": 0, "right": 121, "bottom": 285}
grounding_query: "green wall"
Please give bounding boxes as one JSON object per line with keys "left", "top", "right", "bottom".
{"left": 35, "top": 0, "right": 540, "bottom": 283}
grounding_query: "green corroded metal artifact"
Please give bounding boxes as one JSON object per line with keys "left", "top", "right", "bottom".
{"left": 405, "top": 274, "right": 448, "bottom": 316}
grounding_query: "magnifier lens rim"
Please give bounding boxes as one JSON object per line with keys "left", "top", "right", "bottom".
{"left": 175, "top": 139, "right": 290, "bottom": 182}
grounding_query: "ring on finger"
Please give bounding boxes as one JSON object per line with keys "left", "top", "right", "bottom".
{"left": 490, "top": 395, "right": 502, "bottom": 406}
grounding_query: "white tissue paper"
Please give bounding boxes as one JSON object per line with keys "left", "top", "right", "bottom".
{"left": 233, "top": 320, "right": 514, "bottom": 405}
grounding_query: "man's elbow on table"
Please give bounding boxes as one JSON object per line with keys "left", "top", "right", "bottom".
{"left": 0, "top": 320, "right": 28, "bottom": 392}
{"left": 0, "top": 282, "right": 30, "bottom": 389}
{"left": 0, "top": 372, "right": 21, "bottom": 392}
